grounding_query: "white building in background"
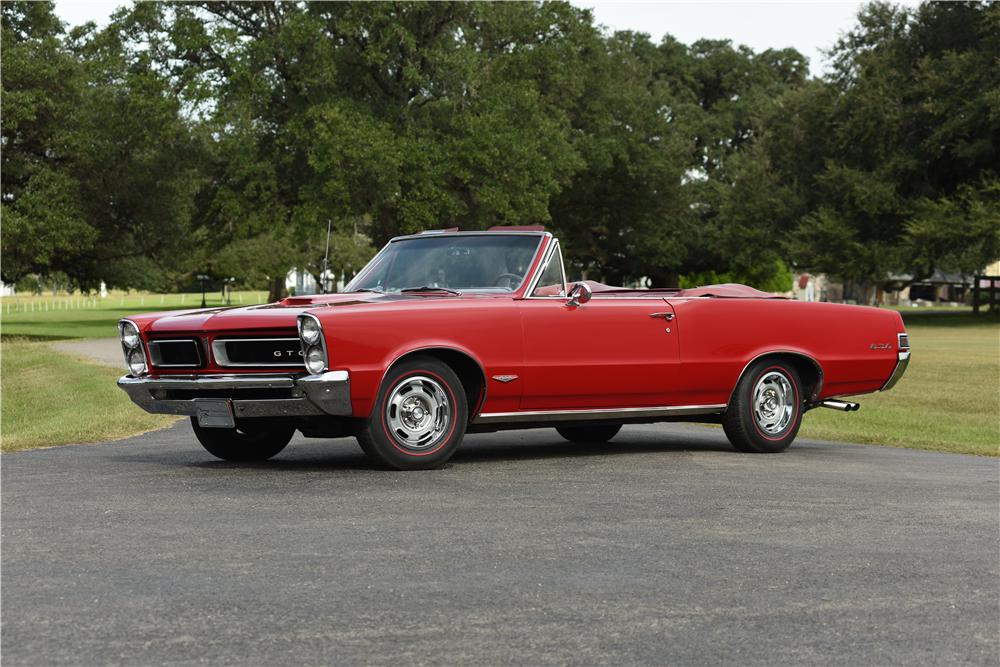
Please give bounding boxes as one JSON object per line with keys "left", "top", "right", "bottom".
{"left": 285, "top": 268, "right": 344, "bottom": 295}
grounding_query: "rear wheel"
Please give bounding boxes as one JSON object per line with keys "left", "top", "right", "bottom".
{"left": 722, "top": 359, "right": 803, "bottom": 453}
{"left": 355, "top": 356, "right": 467, "bottom": 470}
{"left": 190, "top": 418, "right": 294, "bottom": 461}
{"left": 555, "top": 424, "right": 622, "bottom": 443}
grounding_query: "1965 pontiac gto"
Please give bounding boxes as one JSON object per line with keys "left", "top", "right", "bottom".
{"left": 118, "top": 227, "right": 910, "bottom": 469}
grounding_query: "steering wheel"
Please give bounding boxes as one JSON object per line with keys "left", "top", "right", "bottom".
{"left": 493, "top": 273, "right": 523, "bottom": 290}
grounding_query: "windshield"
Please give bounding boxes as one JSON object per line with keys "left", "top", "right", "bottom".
{"left": 346, "top": 234, "right": 544, "bottom": 293}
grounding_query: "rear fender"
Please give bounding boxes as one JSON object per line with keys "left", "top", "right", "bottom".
{"left": 726, "top": 351, "right": 825, "bottom": 410}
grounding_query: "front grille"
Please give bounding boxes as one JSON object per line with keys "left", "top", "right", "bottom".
{"left": 147, "top": 339, "right": 203, "bottom": 368}
{"left": 212, "top": 338, "right": 305, "bottom": 367}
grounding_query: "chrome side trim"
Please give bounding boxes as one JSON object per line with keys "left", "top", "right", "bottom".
{"left": 472, "top": 404, "right": 726, "bottom": 425}
{"left": 733, "top": 351, "right": 825, "bottom": 402}
{"left": 879, "top": 351, "right": 911, "bottom": 392}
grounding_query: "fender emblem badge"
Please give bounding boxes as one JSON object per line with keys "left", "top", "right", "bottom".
{"left": 492, "top": 375, "right": 518, "bottom": 383}
{"left": 870, "top": 343, "right": 892, "bottom": 349}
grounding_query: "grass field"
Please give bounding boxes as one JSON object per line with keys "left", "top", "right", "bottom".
{"left": 0, "top": 290, "right": 268, "bottom": 340}
{"left": 0, "top": 337, "right": 182, "bottom": 453}
{"left": 1, "top": 299, "right": 997, "bottom": 456}
{"left": 798, "top": 313, "right": 999, "bottom": 457}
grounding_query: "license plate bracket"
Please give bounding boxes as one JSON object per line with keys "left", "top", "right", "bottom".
{"left": 195, "top": 399, "right": 235, "bottom": 428}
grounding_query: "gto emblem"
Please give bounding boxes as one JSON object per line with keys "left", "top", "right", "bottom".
{"left": 870, "top": 343, "right": 892, "bottom": 349}
{"left": 274, "top": 350, "right": 304, "bottom": 357}
{"left": 492, "top": 375, "right": 518, "bottom": 383}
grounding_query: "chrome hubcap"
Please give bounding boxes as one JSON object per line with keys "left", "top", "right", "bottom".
{"left": 753, "top": 371, "right": 794, "bottom": 435}
{"left": 385, "top": 375, "right": 451, "bottom": 450}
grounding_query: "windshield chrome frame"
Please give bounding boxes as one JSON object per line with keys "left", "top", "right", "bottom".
{"left": 344, "top": 231, "right": 551, "bottom": 295}
{"left": 523, "top": 238, "right": 567, "bottom": 299}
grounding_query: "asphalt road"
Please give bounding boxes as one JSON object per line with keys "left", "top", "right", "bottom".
{"left": 52, "top": 337, "right": 127, "bottom": 370}
{"left": 2, "top": 420, "right": 997, "bottom": 666}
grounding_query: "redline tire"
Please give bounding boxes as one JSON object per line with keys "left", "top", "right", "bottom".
{"left": 722, "top": 359, "right": 803, "bottom": 453}
{"left": 190, "top": 418, "right": 294, "bottom": 461}
{"left": 355, "top": 356, "right": 468, "bottom": 470}
{"left": 555, "top": 424, "right": 622, "bottom": 443}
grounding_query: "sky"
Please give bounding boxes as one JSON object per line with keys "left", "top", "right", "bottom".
{"left": 52, "top": 1, "right": 909, "bottom": 78}
{"left": 574, "top": 1, "right": 876, "bottom": 76}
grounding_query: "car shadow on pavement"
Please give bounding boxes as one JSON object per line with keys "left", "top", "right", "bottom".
{"left": 451, "top": 436, "right": 735, "bottom": 466}
{"left": 180, "top": 429, "right": 735, "bottom": 472}
{"left": 106, "top": 421, "right": 737, "bottom": 472}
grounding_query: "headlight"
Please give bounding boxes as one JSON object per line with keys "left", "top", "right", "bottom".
{"left": 298, "top": 314, "right": 328, "bottom": 375}
{"left": 127, "top": 348, "right": 147, "bottom": 376}
{"left": 119, "top": 319, "right": 148, "bottom": 376}
{"left": 119, "top": 320, "right": 140, "bottom": 349}
{"left": 305, "top": 346, "right": 326, "bottom": 374}
{"left": 300, "top": 317, "right": 321, "bottom": 345}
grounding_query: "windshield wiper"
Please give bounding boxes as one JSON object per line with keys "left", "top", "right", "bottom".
{"left": 399, "top": 286, "right": 462, "bottom": 296}
{"left": 351, "top": 287, "right": 384, "bottom": 294}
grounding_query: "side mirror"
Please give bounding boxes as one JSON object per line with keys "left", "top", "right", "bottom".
{"left": 566, "top": 282, "right": 592, "bottom": 307}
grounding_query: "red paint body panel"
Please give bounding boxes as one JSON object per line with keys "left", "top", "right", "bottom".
{"left": 309, "top": 297, "right": 524, "bottom": 417}
{"left": 517, "top": 298, "right": 678, "bottom": 408}
{"left": 669, "top": 298, "right": 900, "bottom": 404}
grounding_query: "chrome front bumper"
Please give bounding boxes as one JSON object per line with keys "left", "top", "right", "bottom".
{"left": 117, "top": 371, "right": 352, "bottom": 419}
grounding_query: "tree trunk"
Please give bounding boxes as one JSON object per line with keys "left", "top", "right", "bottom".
{"left": 268, "top": 275, "right": 288, "bottom": 303}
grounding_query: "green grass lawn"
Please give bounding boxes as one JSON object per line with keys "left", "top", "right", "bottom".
{"left": 1, "top": 337, "right": 181, "bottom": 453}
{"left": 798, "top": 312, "right": 999, "bottom": 457}
{"left": 0, "top": 290, "right": 267, "bottom": 340}
{"left": 1, "top": 300, "right": 997, "bottom": 456}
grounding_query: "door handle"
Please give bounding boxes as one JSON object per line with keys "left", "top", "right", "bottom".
{"left": 648, "top": 312, "right": 674, "bottom": 321}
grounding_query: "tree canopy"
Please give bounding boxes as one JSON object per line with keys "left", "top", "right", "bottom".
{"left": 2, "top": 1, "right": 997, "bottom": 299}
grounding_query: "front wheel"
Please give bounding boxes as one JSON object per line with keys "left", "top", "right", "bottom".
{"left": 190, "top": 418, "right": 294, "bottom": 461}
{"left": 555, "top": 424, "right": 622, "bottom": 443}
{"left": 355, "top": 356, "right": 468, "bottom": 470}
{"left": 722, "top": 359, "right": 803, "bottom": 453}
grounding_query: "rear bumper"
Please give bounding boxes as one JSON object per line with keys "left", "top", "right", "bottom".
{"left": 117, "top": 371, "right": 352, "bottom": 419}
{"left": 879, "top": 351, "right": 911, "bottom": 392}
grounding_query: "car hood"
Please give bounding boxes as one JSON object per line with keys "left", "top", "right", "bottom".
{"left": 143, "top": 291, "right": 500, "bottom": 333}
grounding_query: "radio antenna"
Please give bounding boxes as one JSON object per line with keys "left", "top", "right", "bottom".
{"left": 322, "top": 220, "right": 332, "bottom": 294}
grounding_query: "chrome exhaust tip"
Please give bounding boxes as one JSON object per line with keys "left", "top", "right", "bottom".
{"left": 808, "top": 399, "right": 860, "bottom": 412}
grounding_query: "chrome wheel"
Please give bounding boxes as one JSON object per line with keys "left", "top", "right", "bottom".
{"left": 722, "top": 358, "right": 803, "bottom": 454}
{"left": 752, "top": 370, "right": 795, "bottom": 435}
{"left": 384, "top": 375, "right": 452, "bottom": 451}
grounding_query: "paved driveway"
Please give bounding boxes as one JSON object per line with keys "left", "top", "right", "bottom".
{"left": 52, "top": 337, "right": 127, "bottom": 370}
{"left": 2, "top": 422, "right": 997, "bottom": 666}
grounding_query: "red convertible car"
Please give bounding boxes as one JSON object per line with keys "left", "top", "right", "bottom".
{"left": 118, "top": 227, "right": 910, "bottom": 469}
